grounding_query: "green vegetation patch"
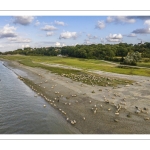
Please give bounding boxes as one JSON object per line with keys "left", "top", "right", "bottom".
{"left": 1, "top": 55, "right": 150, "bottom": 77}
{"left": 0, "top": 55, "right": 133, "bottom": 87}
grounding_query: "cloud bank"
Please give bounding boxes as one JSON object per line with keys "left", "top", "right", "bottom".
{"left": 54, "top": 20, "right": 65, "bottom": 26}
{"left": 95, "top": 21, "right": 105, "bottom": 29}
{"left": 41, "top": 25, "right": 57, "bottom": 31}
{"left": 106, "top": 16, "right": 136, "bottom": 24}
{"left": 59, "top": 31, "right": 78, "bottom": 39}
{"left": 8, "top": 37, "right": 31, "bottom": 43}
{"left": 106, "top": 33, "right": 123, "bottom": 42}
{"left": 46, "top": 32, "right": 54, "bottom": 36}
{"left": 0, "top": 24, "right": 17, "bottom": 38}
{"left": 87, "top": 34, "right": 98, "bottom": 39}
{"left": 132, "top": 28, "right": 150, "bottom": 34}
{"left": 13, "top": 16, "right": 34, "bottom": 25}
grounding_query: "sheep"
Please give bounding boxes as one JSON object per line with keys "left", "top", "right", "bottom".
{"left": 94, "top": 110, "right": 97, "bottom": 114}
{"left": 115, "top": 112, "right": 119, "bottom": 115}
{"left": 73, "top": 120, "right": 76, "bottom": 124}
{"left": 71, "top": 120, "right": 74, "bottom": 125}
{"left": 114, "top": 119, "right": 119, "bottom": 122}
{"left": 144, "top": 117, "right": 149, "bottom": 120}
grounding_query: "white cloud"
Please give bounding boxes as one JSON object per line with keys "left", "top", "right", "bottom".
{"left": 127, "top": 33, "right": 137, "bottom": 37}
{"left": 106, "top": 16, "right": 136, "bottom": 24}
{"left": 22, "top": 45, "right": 24, "bottom": 49}
{"left": 84, "top": 39, "right": 91, "bottom": 45}
{"left": 144, "top": 20, "right": 150, "bottom": 26}
{"left": 87, "top": 34, "right": 98, "bottom": 39}
{"left": 22, "top": 44, "right": 30, "bottom": 48}
{"left": 41, "top": 25, "right": 57, "bottom": 31}
{"left": 59, "top": 31, "right": 78, "bottom": 39}
{"left": 116, "top": 16, "right": 136, "bottom": 23}
{"left": 13, "top": 16, "right": 34, "bottom": 25}
{"left": 54, "top": 20, "right": 65, "bottom": 26}
{"left": 106, "top": 16, "right": 115, "bottom": 23}
{"left": 46, "top": 32, "right": 54, "bottom": 36}
{"left": 0, "top": 24, "right": 17, "bottom": 38}
{"left": 100, "top": 38, "right": 105, "bottom": 44}
{"left": 35, "top": 20, "right": 40, "bottom": 26}
{"left": 0, "top": 44, "right": 4, "bottom": 48}
{"left": 106, "top": 33, "right": 123, "bottom": 42}
{"left": 132, "top": 28, "right": 150, "bottom": 34}
{"left": 95, "top": 21, "right": 105, "bottom": 29}
{"left": 62, "top": 43, "right": 66, "bottom": 47}
{"left": 25, "top": 44, "right": 30, "bottom": 47}
{"left": 132, "top": 19, "right": 150, "bottom": 34}
{"left": 8, "top": 37, "right": 31, "bottom": 43}
{"left": 55, "top": 42, "right": 61, "bottom": 47}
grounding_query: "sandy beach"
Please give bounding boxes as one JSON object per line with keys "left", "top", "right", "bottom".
{"left": 3, "top": 60, "right": 150, "bottom": 134}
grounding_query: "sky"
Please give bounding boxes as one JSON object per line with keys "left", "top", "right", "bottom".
{"left": 0, "top": 16, "right": 150, "bottom": 52}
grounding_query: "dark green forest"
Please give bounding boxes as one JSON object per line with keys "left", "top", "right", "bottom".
{"left": 1, "top": 42, "right": 150, "bottom": 65}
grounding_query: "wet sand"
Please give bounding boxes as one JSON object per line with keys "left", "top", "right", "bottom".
{"left": 3, "top": 60, "right": 150, "bottom": 134}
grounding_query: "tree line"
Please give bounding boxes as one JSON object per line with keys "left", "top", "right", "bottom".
{"left": 1, "top": 42, "right": 150, "bottom": 64}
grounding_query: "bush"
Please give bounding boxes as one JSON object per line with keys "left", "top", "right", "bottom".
{"left": 123, "top": 51, "right": 141, "bottom": 66}
{"left": 143, "top": 58, "right": 150, "bottom": 62}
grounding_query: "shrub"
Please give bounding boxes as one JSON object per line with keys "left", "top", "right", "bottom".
{"left": 123, "top": 51, "right": 141, "bottom": 66}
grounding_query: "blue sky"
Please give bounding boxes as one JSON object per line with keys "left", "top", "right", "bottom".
{"left": 0, "top": 16, "right": 150, "bottom": 52}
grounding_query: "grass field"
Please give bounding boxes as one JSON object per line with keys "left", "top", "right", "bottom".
{"left": 137, "top": 62, "right": 150, "bottom": 68}
{"left": 1, "top": 55, "right": 150, "bottom": 77}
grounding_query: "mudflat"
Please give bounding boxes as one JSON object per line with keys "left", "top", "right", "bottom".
{"left": 3, "top": 60, "right": 150, "bottom": 134}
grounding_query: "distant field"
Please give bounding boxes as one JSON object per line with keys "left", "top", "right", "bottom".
{"left": 1, "top": 55, "right": 150, "bottom": 77}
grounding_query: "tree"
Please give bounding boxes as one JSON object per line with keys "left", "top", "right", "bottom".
{"left": 116, "top": 47, "right": 128, "bottom": 59}
{"left": 123, "top": 51, "right": 141, "bottom": 66}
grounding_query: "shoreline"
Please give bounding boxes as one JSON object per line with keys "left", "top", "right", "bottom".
{"left": 2, "top": 59, "right": 150, "bottom": 134}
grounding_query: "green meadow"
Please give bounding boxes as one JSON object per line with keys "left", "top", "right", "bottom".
{"left": 1, "top": 55, "right": 150, "bottom": 77}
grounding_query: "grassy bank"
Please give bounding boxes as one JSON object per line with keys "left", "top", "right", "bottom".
{"left": 1, "top": 55, "right": 150, "bottom": 77}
